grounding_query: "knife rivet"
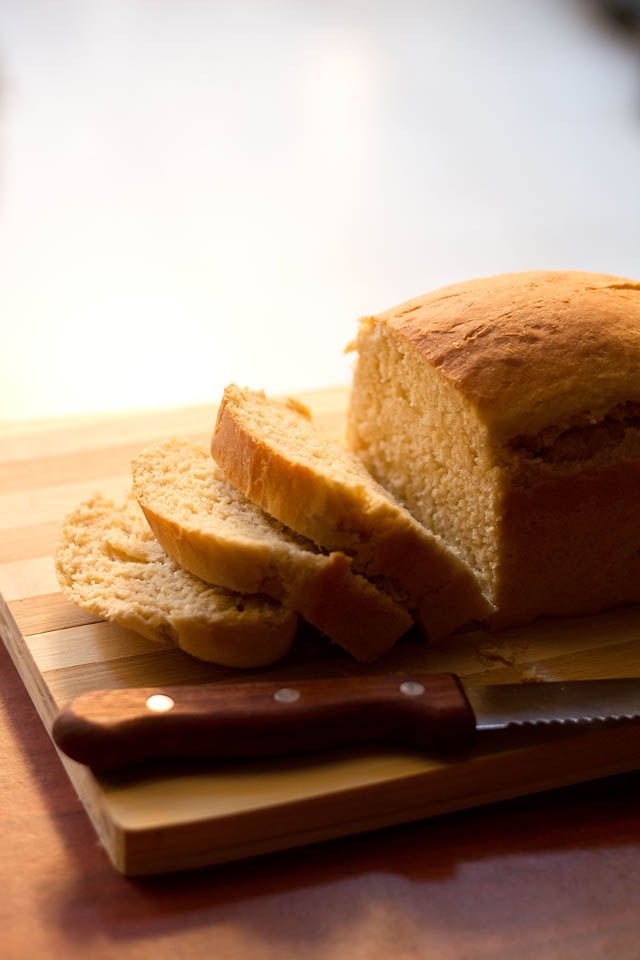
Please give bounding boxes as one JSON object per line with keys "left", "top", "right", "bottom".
{"left": 274, "top": 687, "right": 301, "bottom": 703}
{"left": 145, "top": 694, "right": 175, "bottom": 713}
{"left": 400, "top": 681, "right": 425, "bottom": 697}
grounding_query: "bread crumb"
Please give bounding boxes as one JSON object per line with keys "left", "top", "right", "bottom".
{"left": 519, "top": 665, "right": 546, "bottom": 683}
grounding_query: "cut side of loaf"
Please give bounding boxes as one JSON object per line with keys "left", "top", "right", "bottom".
{"left": 211, "top": 385, "right": 493, "bottom": 642}
{"left": 132, "top": 438, "right": 412, "bottom": 661}
{"left": 55, "top": 493, "right": 297, "bottom": 668}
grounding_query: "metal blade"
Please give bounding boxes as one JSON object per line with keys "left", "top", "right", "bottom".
{"left": 463, "top": 678, "right": 640, "bottom": 732}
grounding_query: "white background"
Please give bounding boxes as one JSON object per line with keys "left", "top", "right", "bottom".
{"left": 1, "top": 0, "right": 639, "bottom": 421}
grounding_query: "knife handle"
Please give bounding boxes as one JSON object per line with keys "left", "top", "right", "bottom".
{"left": 51, "top": 673, "right": 477, "bottom": 772}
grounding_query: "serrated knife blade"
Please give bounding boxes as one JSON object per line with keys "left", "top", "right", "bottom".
{"left": 465, "top": 677, "right": 640, "bottom": 730}
{"left": 51, "top": 673, "right": 640, "bottom": 773}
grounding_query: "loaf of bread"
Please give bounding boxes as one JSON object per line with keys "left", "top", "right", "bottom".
{"left": 211, "top": 384, "right": 493, "bottom": 641}
{"left": 347, "top": 270, "right": 640, "bottom": 628}
{"left": 55, "top": 494, "right": 297, "bottom": 667}
{"left": 131, "top": 438, "right": 412, "bottom": 661}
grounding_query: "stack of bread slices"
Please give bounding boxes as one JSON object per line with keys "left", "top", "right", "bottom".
{"left": 56, "top": 384, "right": 492, "bottom": 668}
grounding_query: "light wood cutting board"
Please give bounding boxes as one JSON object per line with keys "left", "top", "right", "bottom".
{"left": 2, "top": 386, "right": 640, "bottom": 876}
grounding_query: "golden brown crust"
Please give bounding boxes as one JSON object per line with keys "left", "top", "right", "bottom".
{"left": 376, "top": 271, "right": 640, "bottom": 443}
{"left": 166, "top": 614, "right": 295, "bottom": 667}
{"left": 490, "top": 460, "right": 640, "bottom": 628}
{"left": 282, "top": 553, "right": 413, "bottom": 661}
{"left": 212, "top": 393, "right": 341, "bottom": 546}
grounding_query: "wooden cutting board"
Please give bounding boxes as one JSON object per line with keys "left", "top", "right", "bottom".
{"left": 2, "top": 386, "right": 640, "bottom": 876}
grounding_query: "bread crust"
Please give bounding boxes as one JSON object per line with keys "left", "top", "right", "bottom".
{"left": 491, "top": 460, "right": 640, "bottom": 627}
{"left": 376, "top": 271, "right": 640, "bottom": 443}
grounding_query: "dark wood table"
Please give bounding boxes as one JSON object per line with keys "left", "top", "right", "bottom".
{"left": 4, "top": 632, "right": 640, "bottom": 960}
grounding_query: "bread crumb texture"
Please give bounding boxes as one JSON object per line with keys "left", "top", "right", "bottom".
{"left": 55, "top": 493, "right": 297, "bottom": 667}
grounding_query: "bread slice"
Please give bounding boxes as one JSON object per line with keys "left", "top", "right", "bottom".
{"left": 55, "top": 493, "right": 297, "bottom": 667}
{"left": 211, "top": 385, "right": 493, "bottom": 641}
{"left": 131, "top": 438, "right": 412, "bottom": 661}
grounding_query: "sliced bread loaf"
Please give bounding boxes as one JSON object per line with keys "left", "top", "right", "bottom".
{"left": 131, "top": 438, "right": 412, "bottom": 661}
{"left": 55, "top": 493, "right": 297, "bottom": 667}
{"left": 211, "top": 385, "right": 493, "bottom": 641}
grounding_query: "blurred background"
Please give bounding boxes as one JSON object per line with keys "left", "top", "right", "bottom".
{"left": 0, "top": 0, "right": 639, "bottom": 421}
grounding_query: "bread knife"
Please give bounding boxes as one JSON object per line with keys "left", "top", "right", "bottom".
{"left": 50, "top": 674, "right": 640, "bottom": 772}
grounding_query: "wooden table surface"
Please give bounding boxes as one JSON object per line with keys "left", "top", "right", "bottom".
{"left": 3, "top": 402, "right": 640, "bottom": 959}
{"left": 4, "top": 631, "right": 640, "bottom": 960}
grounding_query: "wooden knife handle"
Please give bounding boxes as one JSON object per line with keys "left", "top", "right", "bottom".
{"left": 51, "top": 673, "right": 477, "bottom": 772}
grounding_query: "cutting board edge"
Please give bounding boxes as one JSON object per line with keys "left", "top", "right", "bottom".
{"left": 0, "top": 591, "right": 59, "bottom": 730}
{"left": 101, "top": 721, "right": 640, "bottom": 876}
